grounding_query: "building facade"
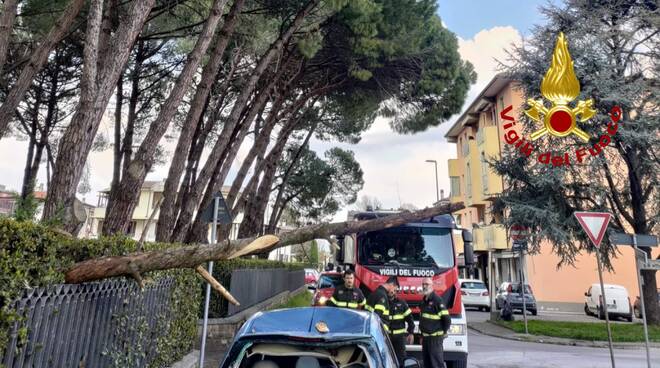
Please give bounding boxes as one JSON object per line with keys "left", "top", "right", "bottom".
{"left": 444, "top": 75, "right": 658, "bottom": 311}
{"left": 90, "top": 181, "right": 243, "bottom": 242}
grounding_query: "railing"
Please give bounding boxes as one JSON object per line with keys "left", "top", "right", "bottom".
{"left": 1, "top": 278, "right": 177, "bottom": 368}
{"left": 228, "top": 269, "right": 305, "bottom": 316}
{"left": 205, "top": 268, "right": 305, "bottom": 318}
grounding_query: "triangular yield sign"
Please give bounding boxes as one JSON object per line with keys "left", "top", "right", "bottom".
{"left": 574, "top": 212, "right": 612, "bottom": 248}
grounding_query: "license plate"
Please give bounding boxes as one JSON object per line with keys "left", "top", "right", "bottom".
{"left": 470, "top": 292, "right": 480, "bottom": 296}
{"left": 607, "top": 304, "right": 616, "bottom": 309}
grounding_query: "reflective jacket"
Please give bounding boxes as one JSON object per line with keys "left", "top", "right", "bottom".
{"left": 328, "top": 284, "right": 366, "bottom": 309}
{"left": 366, "top": 286, "right": 391, "bottom": 332}
{"left": 388, "top": 296, "right": 414, "bottom": 335}
{"left": 419, "top": 292, "right": 451, "bottom": 337}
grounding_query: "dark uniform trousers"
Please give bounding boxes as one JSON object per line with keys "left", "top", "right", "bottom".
{"left": 422, "top": 336, "right": 445, "bottom": 368}
{"left": 388, "top": 297, "right": 414, "bottom": 367}
{"left": 419, "top": 292, "right": 451, "bottom": 368}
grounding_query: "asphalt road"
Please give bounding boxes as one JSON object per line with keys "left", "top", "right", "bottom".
{"left": 466, "top": 310, "right": 660, "bottom": 368}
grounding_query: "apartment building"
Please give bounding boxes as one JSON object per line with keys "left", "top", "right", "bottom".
{"left": 445, "top": 75, "right": 523, "bottom": 290}
{"left": 90, "top": 181, "right": 243, "bottom": 242}
{"left": 444, "top": 74, "right": 658, "bottom": 310}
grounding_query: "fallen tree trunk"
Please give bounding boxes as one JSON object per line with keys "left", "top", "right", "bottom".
{"left": 64, "top": 202, "right": 464, "bottom": 283}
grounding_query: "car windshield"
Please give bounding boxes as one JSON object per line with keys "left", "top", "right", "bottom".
{"left": 358, "top": 227, "right": 454, "bottom": 268}
{"left": 462, "top": 281, "right": 486, "bottom": 290}
{"left": 318, "top": 275, "right": 343, "bottom": 289}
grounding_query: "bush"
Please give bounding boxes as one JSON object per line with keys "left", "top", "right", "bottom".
{"left": 0, "top": 218, "right": 200, "bottom": 367}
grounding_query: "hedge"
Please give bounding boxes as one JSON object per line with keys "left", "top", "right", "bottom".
{"left": 0, "top": 218, "right": 199, "bottom": 367}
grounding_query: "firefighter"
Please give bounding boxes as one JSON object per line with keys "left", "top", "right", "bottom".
{"left": 420, "top": 277, "right": 451, "bottom": 368}
{"left": 327, "top": 269, "right": 366, "bottom": 309}
{"left": 387, "top": 284, "right": 414, "bottom": 367}
{"left": 366, "top": 276, "right": 398, "bottom": 333}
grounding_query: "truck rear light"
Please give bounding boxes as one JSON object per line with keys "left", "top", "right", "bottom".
{"left": 482, "top": 291, "right": 489, "bottom": 296}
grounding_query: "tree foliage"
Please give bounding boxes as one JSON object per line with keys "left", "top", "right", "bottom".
{"left": 492, "top": 0, "right": 659, "bottom": 323}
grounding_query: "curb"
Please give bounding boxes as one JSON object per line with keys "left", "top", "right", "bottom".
{"left": 468, "top": 321, "right": 660, "bottom": 350}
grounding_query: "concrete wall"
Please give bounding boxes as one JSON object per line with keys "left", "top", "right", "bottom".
{"left": 527, "top": 241, "right": 660, "bottom": 303}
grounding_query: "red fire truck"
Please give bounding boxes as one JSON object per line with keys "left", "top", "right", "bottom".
{"left": 335, "top": 210, "right": 474, "bottom": 368}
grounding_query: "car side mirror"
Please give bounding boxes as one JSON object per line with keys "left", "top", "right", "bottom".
{"left": 403, "top": 357, "right": 422, "bottom": 368}
{"left": 462, "top": 229, "right": 474, "bottom": 266}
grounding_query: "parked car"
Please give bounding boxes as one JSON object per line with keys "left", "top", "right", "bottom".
{"left": 495, "top": 282, "right": 537, "bottom": 315}
{"left": 312, "top": 272, "right": 344, "bottom": 306}
{"left": 459, "top": 278, "right": 490, "bottom": 311}
{"left": 584, "top": 283, "right": 633, "bottom": 322}
{"left": 219, "top": 307, "right": 422, "bottom": 368}
{"left": 305, "top": 268, "right": 319, "bottom": 289}
{"left": 633, "top": 289, "right": 660, "bottom": 319}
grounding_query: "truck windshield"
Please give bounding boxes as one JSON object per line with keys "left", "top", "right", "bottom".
{"left": 358, "top": 227, "right": 454, "bottom": 268}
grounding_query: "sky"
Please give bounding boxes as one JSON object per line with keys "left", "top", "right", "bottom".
{"left": 0, "top": 0, "right": 557, "bottom": 221}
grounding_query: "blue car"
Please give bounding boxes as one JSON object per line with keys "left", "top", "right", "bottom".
{"left": 219, "top": 307, "right": 421, "bottom": 368}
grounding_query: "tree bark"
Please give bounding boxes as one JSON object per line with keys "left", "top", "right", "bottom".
{"left": 176, "top": 0, "right": 321, "bottom": 231}
{"left": 111, "top": 76, "right": 123, "bottom": 191}
{"left": 43, "top": 0, "right": 156, "bottom": 230}
{"left": 0, "top": 0, "right": 19, "bottom": 77}
{"left": 64, "top": 202, "right": 465, "bottom": 283}
{"left": 0, "top": 0, "right": 86, "bottom": 139}
{"left": 266, "top": 124, "right": 317, "bottom": 232}
{"left": 157, "top": 0, "right": 245, "bottom": 242}
{"left": 102, "top": 0, "right": 229, "bottom": 236}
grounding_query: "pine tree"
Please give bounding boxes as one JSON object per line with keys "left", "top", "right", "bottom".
{"left": 493, "top": 0, "right": 659, "bottom": 324}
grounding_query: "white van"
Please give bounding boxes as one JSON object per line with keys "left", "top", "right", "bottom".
{"left": 584, "top": 283, "right": 633, "bottom": 322}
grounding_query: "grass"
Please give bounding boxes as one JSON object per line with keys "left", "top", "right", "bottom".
{"left": 497, "top": 320, "right": 660, "bottom": 343}
{"left": 268, "top": 290, "right": 313, "bottom": 310}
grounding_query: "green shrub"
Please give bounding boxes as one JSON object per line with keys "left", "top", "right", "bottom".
{"left": 0, "top": 218, "right": 200, "bottom": 367}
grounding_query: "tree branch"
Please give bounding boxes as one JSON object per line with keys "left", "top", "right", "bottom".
{"left": 64, "top": 202, "right": 465, "bottom": 283}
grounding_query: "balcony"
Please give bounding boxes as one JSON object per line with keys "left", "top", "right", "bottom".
{"left": 483, "top": 224, "right": 508, "bottom": 250}
{"left": 472, "top": 227, "right": 488, "bottom": 251}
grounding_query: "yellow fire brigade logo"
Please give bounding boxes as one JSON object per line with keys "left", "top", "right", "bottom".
{"left": 525, "top": 32, "right": 596, "bottom": 142}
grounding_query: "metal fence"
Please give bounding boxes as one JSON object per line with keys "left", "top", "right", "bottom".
{"left": 227, "top": 269, "right": 305, "bottom": 316}
{"left": 1, "top": 278, "right": 176, "bottom": 368}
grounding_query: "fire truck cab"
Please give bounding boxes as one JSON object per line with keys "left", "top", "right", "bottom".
{"left": 335, "top": 209, "right": 474, "bottom": 368}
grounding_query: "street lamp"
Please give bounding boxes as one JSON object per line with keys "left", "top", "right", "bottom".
{"left": 425, "top": 159, "right": 439, "bottom": 203}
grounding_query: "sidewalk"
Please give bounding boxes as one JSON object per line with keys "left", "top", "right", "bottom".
{"left": 468, "top": 320, "right": 660, "bottom": 350}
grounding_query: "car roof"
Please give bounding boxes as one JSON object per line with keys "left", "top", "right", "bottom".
{"left": 321, "top": 271, "right": 342, "bottom": 276}
{"left": 239, "top": 307, "right": 374, "bottom": 338}
{"left": 459, "top": 279, "right": 485, "bottom": 283}
{"left": 591, "top": 283, "right": 626, "bottom": 289}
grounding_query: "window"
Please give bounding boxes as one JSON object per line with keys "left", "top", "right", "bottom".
{"left": 152, "top": 192, "right": 163, "bottom": 209}
{"left": 466, "top": 163, "right": 472, "bottom": 196}
{"left": 97, "top": 220, "right": 104, "bottom": 234}
{"left": 127, "top": 221, "right": 137, "bottom": 237}
{"left": 481, "top": 152, "right": 489, "bottom": 193}
{"left": 491, "top": 108, "right": 497, "bottom": 125}
{"left": 461, "top": 281, "right": 486, "bottom": 290}
{"left": 450, "top": 177, "right": 461, "bottom": 197}
{"left": 358, "top": 227, "right": 455, "bottom": 269}
{"left": 455, "top": 214, "right": 462, "bottom": 226}
{"left": 499, "top": 96, "right": 504, "bottom": 109}
{"left": 461, "top": 138, "right": 469, "bottom": 156}
{"left": 318, "top": 274, "right": 343, "bottom": 289}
